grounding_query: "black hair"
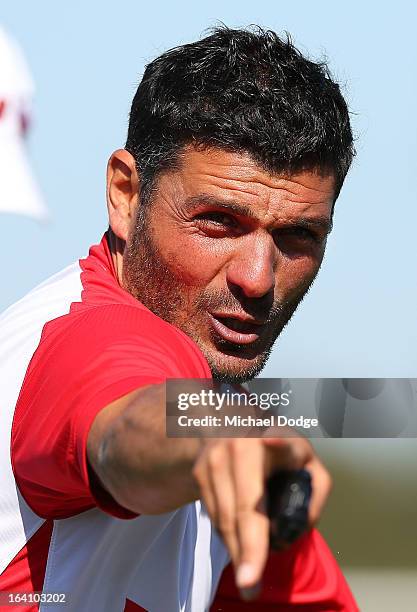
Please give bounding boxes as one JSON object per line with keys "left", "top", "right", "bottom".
{"left": 126, "top": 26, "right": 354, "bottom": 205}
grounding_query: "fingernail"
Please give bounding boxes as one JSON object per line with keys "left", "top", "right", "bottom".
{"left": 236, "top": 563, "right": 256, "bottom": 588}
{"left": 239, "top": 582, "right": 261, "bottom": 601}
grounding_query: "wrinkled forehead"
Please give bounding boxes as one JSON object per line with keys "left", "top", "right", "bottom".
{"left": 160, "top": 146, "right": 336, "bottom": 223}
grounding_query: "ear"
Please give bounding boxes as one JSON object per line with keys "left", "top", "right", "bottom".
{"left": 106, "top": 149, "right": 139, "bottom": 241}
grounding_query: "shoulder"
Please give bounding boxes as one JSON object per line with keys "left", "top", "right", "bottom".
{"left": 39, "top": 302, "right": 211, "bottom": 379}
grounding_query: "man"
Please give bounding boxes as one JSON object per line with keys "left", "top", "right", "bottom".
{"left": 0, "top": 27, "right": 357, "bottom": 611}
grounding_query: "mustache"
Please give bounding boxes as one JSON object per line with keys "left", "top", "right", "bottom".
{"left": 195, "top": 289, "right": 287, "bottom": 324}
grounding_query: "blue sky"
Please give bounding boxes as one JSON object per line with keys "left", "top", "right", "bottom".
{"left": 1, "top": 0, "right": 416, "bottom": 378}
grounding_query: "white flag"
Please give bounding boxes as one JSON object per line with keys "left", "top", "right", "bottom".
{"left": 0, "top": 26, "right": 48, "bottom": 220}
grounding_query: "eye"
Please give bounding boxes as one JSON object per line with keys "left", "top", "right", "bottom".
{"left": 273, "top": 226, "right": 322, "bottom": 254}
{"left": 278, "top": 226, "right": 320, "bottom": 243}
{"left": 193, "top": 211, "right": 241, "bottom": 237}
{"left": 195, "top": 212, "right": 237, "bottom": 227}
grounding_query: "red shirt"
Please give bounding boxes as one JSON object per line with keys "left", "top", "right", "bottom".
{"left": 0, "top": 233, "right": 358, "bottom": 611}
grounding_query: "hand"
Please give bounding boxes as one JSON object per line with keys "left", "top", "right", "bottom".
{"left": 262, "top": 437, "right": 332, "bottom": 529}
{"left": 192, "top": 435, "right": 331, "bottom": 600}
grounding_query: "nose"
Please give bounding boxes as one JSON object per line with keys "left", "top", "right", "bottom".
{"left": 225, "top": 234, "right": 276, "bottom": 299}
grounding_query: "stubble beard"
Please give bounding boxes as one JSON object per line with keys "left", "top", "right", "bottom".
{"left": 122, "top": 206, "right": 315, "bottom": 383}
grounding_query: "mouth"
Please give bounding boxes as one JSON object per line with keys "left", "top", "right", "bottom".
{"left": 208, "top": 312, "right": 266, "bottom": 345}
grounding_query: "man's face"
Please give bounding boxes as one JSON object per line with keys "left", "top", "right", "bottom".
{"left": 123, "top": 147, "right": 335, "bottom": 383}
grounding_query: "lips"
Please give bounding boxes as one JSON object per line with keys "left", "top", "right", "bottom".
{"left": 209, "top": 313, "right": 266, "bottom": 345}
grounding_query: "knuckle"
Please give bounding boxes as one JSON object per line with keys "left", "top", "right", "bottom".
{"left": 191, "top": 460, "right": 204, "bottom": 483}
{"left": 235, "top": 503, "right": 252, "bottom": 518}
{"left": 207, "top": 448, "right": 223, "bottom": 471}
{"left": 218, "top": 515, "right": 234, "bottom": 535}
{"left": 324, "top": 468, "right": 333, "bottom": 493}
{"left": 289, "top": 439, "right": 311, "bottom": 468}
{"left": 240, "top": 538, "right": 266, "bottom": 565}
{"left": 229, "top": 438, "right": 247, "bottom": 457}
{"left": 310, "top": 457, "right": 332, "bottom": 490}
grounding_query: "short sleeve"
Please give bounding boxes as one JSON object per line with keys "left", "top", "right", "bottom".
{"left": 11, "top": 304, "right": 211, "bottom": 520}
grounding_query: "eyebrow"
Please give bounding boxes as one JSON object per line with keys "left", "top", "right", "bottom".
{"left": 184, "top": 194, "right": 257, "bottom": 219}
{"left": 184, "top": 194, "right": 333, "bottom": 234}
{"left": 293, "top": 216, "right": 333, "bottom": 234}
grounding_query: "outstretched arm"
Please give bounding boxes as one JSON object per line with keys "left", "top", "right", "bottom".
{"left": 87, "top": 382, "right": 330, "bottom": 598}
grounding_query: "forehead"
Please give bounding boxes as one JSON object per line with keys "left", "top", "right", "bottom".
{"left": 170, "top": 146, "right": 336, "bottom": 221}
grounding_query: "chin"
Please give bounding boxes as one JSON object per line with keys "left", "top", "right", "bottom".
{"left": 204, "top": 348, "right": 271, "bottom": 383}
{"left": 183, "top": 326, "right": 276, "bottom": 383}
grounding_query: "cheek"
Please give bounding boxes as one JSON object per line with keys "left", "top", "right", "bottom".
{"left": 153, "top": 223, "right": 229, "bottom": 287}
{"left": 277, "top": 253, "right": 323, "bottom": 295}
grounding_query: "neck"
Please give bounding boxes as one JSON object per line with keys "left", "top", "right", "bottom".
{"left": 107, "top": 228, "right": 125, "bottom": 287}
